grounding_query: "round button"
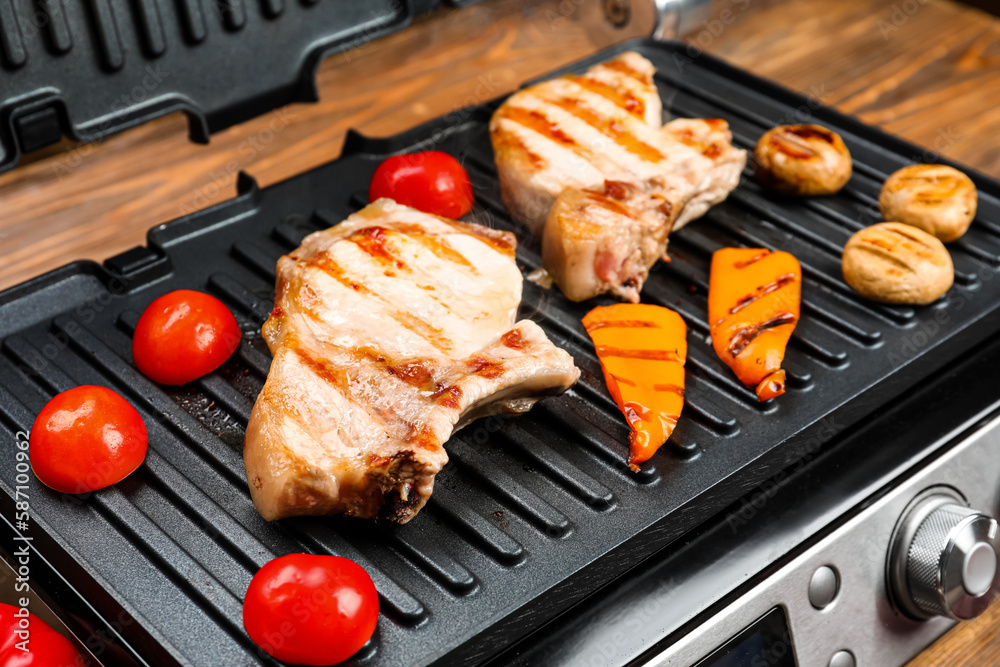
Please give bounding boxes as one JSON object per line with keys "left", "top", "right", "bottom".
{"left": 963, "top": 542, "right": 997, "bottom": 596}
{"left": 828, "top": 650, "right": 855, "bottom": 667}
{"left": 808, "top": 565, "right": 839, "bottom": 609}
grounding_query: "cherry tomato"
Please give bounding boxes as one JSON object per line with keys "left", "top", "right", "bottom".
{"left": 243, "top": 554, "right": 379, "bottom": 666}
{"left": 30, "top": 386, "right": 148, "bottom": 495}
{"left": 369, "top": 150, "right": 474, "bottom": 218}
{"left": 133, "top": 290, "right": 241, "bottom": 385}
{"left": 0, "top": 603, "right": 81, "bottom": 666}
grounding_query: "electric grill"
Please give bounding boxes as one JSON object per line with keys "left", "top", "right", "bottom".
{"left": 1, "top": 3, "right": 999, "bottom": 667}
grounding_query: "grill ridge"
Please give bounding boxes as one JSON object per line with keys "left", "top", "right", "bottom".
{"left": 3, "top": 335, "right": 275, "bottom": 573}
{"left": 2, "top": 41, "right": 1000, "bottom": 666}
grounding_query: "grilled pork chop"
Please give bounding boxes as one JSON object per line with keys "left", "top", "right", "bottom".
{"left": 244, "top": 199, "right": 580, "bottom": 523}
{"left": 491, "top": 51, "right": 746, "bottom": 302}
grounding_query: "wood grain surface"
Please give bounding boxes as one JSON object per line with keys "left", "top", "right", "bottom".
{"left": 909, "top": 595, "right": 1000, "bottom": 667}
{"left": 0, "top": 0, "right": 998, "bottom": 662}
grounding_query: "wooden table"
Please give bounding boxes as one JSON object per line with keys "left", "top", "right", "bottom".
{"left": 0, "top": 0, "right": 998, "bottom": 663}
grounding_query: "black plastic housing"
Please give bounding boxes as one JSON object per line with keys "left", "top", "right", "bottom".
{"left": 1, "top": 39, "right": 1000, "bottom": 666}
{"left": 0, "top": 0, "right": 479, "bottom": 174}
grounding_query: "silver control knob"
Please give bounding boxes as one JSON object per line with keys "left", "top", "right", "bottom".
{"left": 890, "top": 494, "right": 1000, "bottom": 620}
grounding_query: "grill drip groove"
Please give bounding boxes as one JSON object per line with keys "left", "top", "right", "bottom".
{"left": 2, "top": 41, "right": 1000, "bottom": 666}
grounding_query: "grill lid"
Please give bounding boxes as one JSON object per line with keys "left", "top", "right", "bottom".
{"left": 0, "top": 0, "right": 483, "bottom": 175}
{"left": 1, "top": 39, "right": 1000, "bottom": 666}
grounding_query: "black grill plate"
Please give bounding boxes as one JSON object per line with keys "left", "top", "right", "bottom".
{"left": 1, "top": 40, "right": 999, "bottom": 666}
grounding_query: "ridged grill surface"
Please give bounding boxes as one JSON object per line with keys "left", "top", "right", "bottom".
{"left": 1, "top": 41, "right": 1000, "bottom": 666}
{"left": 0, "top": 0, "right": 485, "bottom": 173}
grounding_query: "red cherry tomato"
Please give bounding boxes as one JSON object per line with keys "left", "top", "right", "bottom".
{"left": 369, "top": 150, "right": 474, "bottom": 219}
{"left": 132, "top": 290, "right": 241, "bottom": 385}
{"left": 243, "top": 554, "right": 379, "bottom": 666}
{"left": 0, "top": 603, "right": 81, "bottom": 666}
{"left": 30, "top": 386, "right": 148, "bottom": 495}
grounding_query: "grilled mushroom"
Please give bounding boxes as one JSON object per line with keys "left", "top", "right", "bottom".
{"left": 879, "top": 164, "right": 977, "bottom": 242}
{"left": 842, "top": 223, "right": 953, "bottom": 305}
{"left": 753, "top": 124, "right": 852, "bottom": 196}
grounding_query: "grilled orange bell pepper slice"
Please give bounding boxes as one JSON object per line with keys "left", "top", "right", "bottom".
{"left": 708, "top": 248, "right": 801, "bottom": 401}
{"left": 582, "top": 303, "right": 686, "bottom": 470}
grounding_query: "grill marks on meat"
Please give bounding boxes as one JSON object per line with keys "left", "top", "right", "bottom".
{"left": 244, "top": 199, "right": 580, "bottom": 523}
{"left": 542, "top": 97, "right": 666, "bottom": 163}
{"left": 491, "top": 51, "right": 747, "bottom": 303}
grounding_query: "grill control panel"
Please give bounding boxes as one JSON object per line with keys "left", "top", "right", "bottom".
{"left": 889, "top": 492, "right": 1000, "bottom": 621}
{"left": 646, "top": 412, "right": 1000, "bottom": 667}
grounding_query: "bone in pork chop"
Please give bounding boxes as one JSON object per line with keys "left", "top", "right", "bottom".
{"left": 244, "top": 199, "right": 580, "bottom": 523}
{"left": 490, "top": 51, "right": 746, "bottom": 302}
